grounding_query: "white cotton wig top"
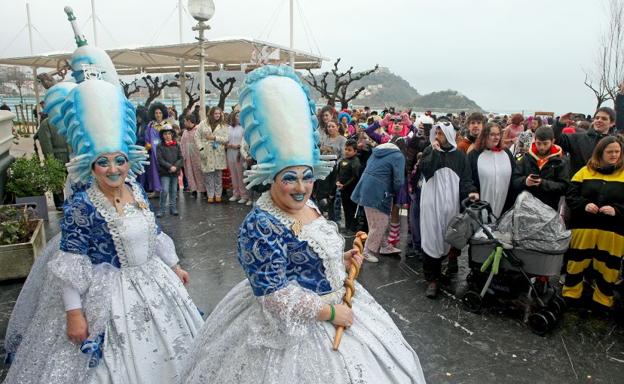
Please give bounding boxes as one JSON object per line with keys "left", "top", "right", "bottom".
{"left": 430, "top": 121, "right": 458, "bottom": 151}
{"left": 43, "top": 47, "right": 146, "bottom": 184}
{"left": 239, "top": 65, "right": 334, "bottom": 187}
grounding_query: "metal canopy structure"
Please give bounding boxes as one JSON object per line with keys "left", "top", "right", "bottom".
{"left": 0, "top": 37, "right": 326, "bottom": 74}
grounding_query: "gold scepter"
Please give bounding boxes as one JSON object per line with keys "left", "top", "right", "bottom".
{"left": 332, "top": 231, "right": 367, "bottom": 351}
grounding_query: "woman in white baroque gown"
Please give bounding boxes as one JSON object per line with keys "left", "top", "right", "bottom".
{"left": 4, "top": 11, "right": 203, "bottom": 382}
{"left": 182, "top": 65, "right": 426, "bottom": 383}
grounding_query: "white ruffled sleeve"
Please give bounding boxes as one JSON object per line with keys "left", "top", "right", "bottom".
{"left": 155, "top": 232, "right": 180, "bottom": 267}
{"left": 258, "top": 283, "right": 324, "bottom": 337}
{"left": 48, "top": 251, "right": 94, "bottom": 295}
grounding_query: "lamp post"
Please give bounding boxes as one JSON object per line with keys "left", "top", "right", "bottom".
{"left": 189, "top": 0, "right": 215, "bottom": 122}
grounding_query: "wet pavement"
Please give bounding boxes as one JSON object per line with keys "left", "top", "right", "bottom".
{"left": 1, "top": 192, "right": 624, "bottom": 383}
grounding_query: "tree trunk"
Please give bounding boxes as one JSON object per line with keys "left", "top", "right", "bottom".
{"left": 340, "top": 99, "right": 349, "bottom": 110}
{"left": 144, "top": 94, "right": 159, "bottom": 109}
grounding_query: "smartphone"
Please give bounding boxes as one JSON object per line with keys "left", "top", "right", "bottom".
{"left": 529, "top": 174, "right": 540, "bottom": 180}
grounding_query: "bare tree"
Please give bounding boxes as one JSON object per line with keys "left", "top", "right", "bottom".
{"left": 120, "top": 78, "right": 143, "bottom": 98}
{"left": 141, "top": 75, "right": 177, "bottom": 107}
{"left": 174, "top": 73, "right": 210, "bottom": 110}
{"left": 207, "top": 72, "right": 236, "bottom": 110}
{"left": 1, "top": 67, "right": 29, "bottom": 104}
{"left": 583, "top": 70, "right": 611, "bottom": 109}
{"left": 304, "top": 58, "right": 379, "bottom": 109}
{"left": 598, "top": 0, "right": 624, "bottom": 101}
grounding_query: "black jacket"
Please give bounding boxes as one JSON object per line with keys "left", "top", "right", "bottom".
{"left": 511, "top": 145, "right": 570, "bottom": 210}
{"left": 336, "top": 156, "right": 361, "bottom": 192}
{"left": 557, "top": 127, "right": 610, "bottom": 177}
{"left": 157, "top": 142, "right": 183, "bottom": 176}
{"left": 616, "top": 93, "right": 624, "bottom": 134}
{"left": 406, "top": 134, "right": 429, "bottom": 174}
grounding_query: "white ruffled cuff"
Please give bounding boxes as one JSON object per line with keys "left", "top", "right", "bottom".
{"left": 258, "top": 283, "right": 324, "bottom": 338}
{"left": 155, "top": 232, "right": 179, "bottom": 267}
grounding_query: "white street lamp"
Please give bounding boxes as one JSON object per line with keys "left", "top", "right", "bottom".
{"left": 189, "top": 0, "right": 215, "bottom": 121}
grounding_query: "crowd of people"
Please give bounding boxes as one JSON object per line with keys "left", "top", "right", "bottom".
{"left": 32, "top": 83, "right": 624, "bottom": 311}
{"left": 308, "top": 103, "right": 624, "bottom": 308}
{"left": 8, "top": 76, "right": 624, "bottom": 383}
{"left": 6, "top": 7, "right": 624, "bottom": 383}
{"left": 111, "top": 91, "right": 624, "bottom": 310}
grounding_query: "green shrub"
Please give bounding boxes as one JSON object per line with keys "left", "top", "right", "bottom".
{"left": 0, "top": 205, "right": 36, "bottom": 245}
{"left": 6, "top": 155, "right": 66, "bottom": 197}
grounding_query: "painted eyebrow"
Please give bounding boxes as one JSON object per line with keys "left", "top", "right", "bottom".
{"left": 281, "top": 171, "right": 299, "bottom": 178}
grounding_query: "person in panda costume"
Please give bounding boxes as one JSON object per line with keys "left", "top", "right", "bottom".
{"left": 417, "top": 120, "right": 479, "bottom": 298}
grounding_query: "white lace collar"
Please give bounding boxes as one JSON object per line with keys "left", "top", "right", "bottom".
{"left": 87, "top": 181, "right": 157, "bottom": 267}
{"left": 256, "top": 191, "right": 346, "bottom": 291}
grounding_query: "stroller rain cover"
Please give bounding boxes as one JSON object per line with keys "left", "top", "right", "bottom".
{"left": 497, "top": 191, "right": 571, "bottom": 254}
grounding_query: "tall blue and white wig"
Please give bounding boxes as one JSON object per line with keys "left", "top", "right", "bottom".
{"left": 239, "top": 65, "right": 335, "bottom": 187}
{"left": 42, "top": 7, "right": 147, "bottom": 184}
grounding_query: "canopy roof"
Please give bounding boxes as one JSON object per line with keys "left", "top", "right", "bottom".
{"left": 0, "top": 37, "right": 326, "bottom": 74}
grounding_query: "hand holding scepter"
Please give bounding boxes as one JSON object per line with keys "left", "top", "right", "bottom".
{"left": 333, "top": 231, "right": 367, "bottom": 351}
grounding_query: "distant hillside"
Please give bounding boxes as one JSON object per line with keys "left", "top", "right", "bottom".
{"left": 302, "top": 67, "right": 483, "bottom": 112}
{"left": 145, "top": 67, "right": 483, "bottom": 112}
{"left": 412, "top": 90, "right": 483, "bottom": 112}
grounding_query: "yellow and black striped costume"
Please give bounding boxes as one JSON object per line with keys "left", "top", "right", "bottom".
{"left": 562, "top": 165, "right": 624, "bottom": 308}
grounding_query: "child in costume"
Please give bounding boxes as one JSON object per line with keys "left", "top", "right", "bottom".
{"left": 3, "top": 8, "right": 203, "bottom": 383}
{"left": 336, "top": 139, "right": 361, "bottom": 233}
{"left": 182, "top": 65, "right": 426, "bottom": 384}
{"left": 156, "top": 124, "right": 183, "bottom": 216}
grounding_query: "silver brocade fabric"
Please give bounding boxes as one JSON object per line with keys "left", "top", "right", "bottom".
{"left": 497, "top": 191, "right": 571, "bottom": 253}
{"left": 3, "top": 205, "right": 203, "bottom": 384}
{"left": 182, "top": 214, "right": 426, "bottom": 384}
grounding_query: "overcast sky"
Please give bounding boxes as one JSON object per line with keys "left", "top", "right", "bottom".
{"left": 0, "top": 0, "right": 611, "bottom": 114}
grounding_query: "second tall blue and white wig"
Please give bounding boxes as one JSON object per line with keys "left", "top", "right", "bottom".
{"left": 239, "top": 65, "right": 335, "bottom": 187}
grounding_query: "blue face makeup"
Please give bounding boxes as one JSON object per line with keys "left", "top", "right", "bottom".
{"left": 279, "top": 169, "right": 315, "bottom": 185}
{"left": 95, "top": 157, "right": 110, "bottom": 168}
{"left": 278, "top": 168, "right": 314, "bottom": 204}
{"left": 280, "top": 171, "right": 299, "bottom": 185}
{"left": 302, "top": 169, "right": 314, "bottom": 184}
{"left": 95, "top": 155, "right": 128, "bottom": 169}
{"left": 114, "top": 155, "right": 128, "bottom": 167}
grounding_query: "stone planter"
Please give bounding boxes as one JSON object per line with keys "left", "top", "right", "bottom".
{"left": 16, "top": 195, "right": 49, "bottom": 221}
{"left": 0, "top": 219, "right": 46, "bottom": 281}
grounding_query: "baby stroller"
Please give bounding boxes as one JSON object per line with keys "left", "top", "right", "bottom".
{"left": 447, "top": 192, "right": 571, "bottom": 335}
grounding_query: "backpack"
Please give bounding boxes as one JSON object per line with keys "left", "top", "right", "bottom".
{"left": 444, "top": 212, "right": 479, "bottom": 250}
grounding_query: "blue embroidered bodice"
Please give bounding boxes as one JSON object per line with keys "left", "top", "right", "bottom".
{"left": 238, "top": 203, "right": 335, "bottom": 297}
{"left": 60, "top": 182, "right": 160, "bottom": 267}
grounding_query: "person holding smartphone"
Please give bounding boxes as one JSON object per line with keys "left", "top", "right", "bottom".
{"left": 511, "top": 126, "right": 570, "bottom": 211}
